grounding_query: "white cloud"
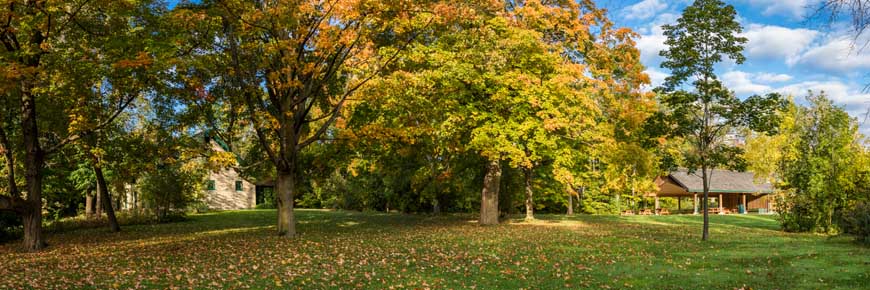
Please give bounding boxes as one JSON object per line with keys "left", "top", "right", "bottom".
{"left": 744, "top": 0, "right": 821, "bottom": 19}
{"left": 621, "top": 0, "right": 668, "bottom": 21}
{"left": 794, "top": 36, "right": 870, "bottom": 74}
{"left": 723, "top": 71, "right": 772, "bottom": 95}
{"left": 754, "top": 73, "right": 793, "bottom": 83}
{"left": 777, "top": 80, "right": 870, "bottom": 136}
{"left": 741, "top": 24, "right": 818, "bottom": 64}
{"left": 776, "top": 81, "right": 868, "bottom": 105}
{"left": 636, "top": 27, "right": 667, "bottom": 64}
{"left": 643, "top": 68, "right": 669, "bottom": 90}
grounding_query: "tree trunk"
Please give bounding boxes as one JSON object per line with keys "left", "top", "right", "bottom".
{"left": 21, "top": 91, "right": 45, "bottom": 251}
{"left": 432, "top": 199, "right": 441, "bottom": 214}
{"left": 95, "top": 165, "right": 120, "bottom": 232}
{"left": 85, "top": 190, "right": 95, "bottom": 216}
{"left": 276, "top": 168, "right": 296, "bottom": 238}
{"left": 523, "top": 168, "right": 534, "bottom": 220}
{"left": 479, "top": 159, "right": 501, "bottom": 225}
{"left": 701, "top": 166, "right": 710, "bottom": 241}
{"left": 114, "top": 183, "right": 122, "bottom": 211}
{"left": 95, "top": 186, "right": 102, "bottom": 216}
{"left": 567, "top": 193, "right": 574, "bottom": 215}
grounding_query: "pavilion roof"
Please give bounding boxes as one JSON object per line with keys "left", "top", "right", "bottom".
{"left": 669, "top": 169, "right": 773, "bottom": 194}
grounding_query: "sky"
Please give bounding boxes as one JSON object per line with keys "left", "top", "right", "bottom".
{"left": 598, "top": 0, "right": 870, "bottom": 135}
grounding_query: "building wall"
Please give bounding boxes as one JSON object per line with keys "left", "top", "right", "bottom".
{"left": 205, "top": 167, "right": 256, "bottom": 210}
{"left": 714, "top": 193, "right": 770, "bottom": 210}
{"left": 747, "top": 195, "right": 771, "bottom": 210}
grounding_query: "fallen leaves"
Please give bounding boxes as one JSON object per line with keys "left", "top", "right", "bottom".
{"left": 0, "top": 210, "right": 867, "bottom": 289}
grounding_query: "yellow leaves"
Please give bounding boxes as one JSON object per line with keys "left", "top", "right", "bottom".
{"left": 208, "top": 151, "right": 238, "bottom": 168}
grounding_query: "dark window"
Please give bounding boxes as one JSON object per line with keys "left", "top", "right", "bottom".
{"left": 206, "top": 180, "right": 216, "bottom": 191}
{"left": 235, "top": 181, "right": 243, "bottom": 191}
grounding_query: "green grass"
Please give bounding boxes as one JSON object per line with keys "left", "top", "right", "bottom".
{"left": 1, "top": 210, "right": 868, "bottom": 289}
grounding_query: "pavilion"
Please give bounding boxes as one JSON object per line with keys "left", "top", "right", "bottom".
{"left": 648, "top": 169, "right": 775, "bottom": 214}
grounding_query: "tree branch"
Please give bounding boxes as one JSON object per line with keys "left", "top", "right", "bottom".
{"left": 44, "top": 93, "right": 137, "bottom": 155}
{"left": 296, "top": 16, "right": 434, "bottom": 149}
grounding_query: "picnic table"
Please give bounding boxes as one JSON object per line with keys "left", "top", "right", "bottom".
{"left": 709, "top": 207, "right": 734, "bottom": 214}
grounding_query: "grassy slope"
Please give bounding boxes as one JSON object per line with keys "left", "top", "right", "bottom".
{"left": 1, "top": 210, "right": 867, "bottom": 289}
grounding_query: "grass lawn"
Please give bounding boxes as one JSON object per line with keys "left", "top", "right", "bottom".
{"left": 1, "top": 210, "right": 868, "bottom": 289}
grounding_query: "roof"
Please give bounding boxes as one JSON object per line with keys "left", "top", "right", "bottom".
{"left": 669, "top": 169, "right": 773, "bottom": 194}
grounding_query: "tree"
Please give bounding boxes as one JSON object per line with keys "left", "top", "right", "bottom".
{"left": 657, "top": 0, "right": 783, "bottom": 241}
{"left": 179, "top": 0, "right": 437, "bottom": 238}
{"left": 813, "top": 0, "right": 869, "bottom": 47}
{"left": 347, "top": 0, "right": 651, "bottom": 222}
{"left": 0, "top": 0, "right": 162, "bottom": 250}
{"left": 776, "top": 93, "right": 868, "bottom": 233}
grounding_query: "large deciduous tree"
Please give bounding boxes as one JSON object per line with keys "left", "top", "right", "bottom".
{"left": 352, "top": 0, "right": 651, "bottom": 222}
{"left": 183, "top": 0, "right": 436, "bottom": 238}
{"left": 657, "top": 0, "right": 783, "bottom": 241}
{"left": 0, "top": 0, "right": 162, "bottom": 250}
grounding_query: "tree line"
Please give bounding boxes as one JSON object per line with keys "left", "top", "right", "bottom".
{"left": 1, "top": 0, "right": 869, "bottom": 252}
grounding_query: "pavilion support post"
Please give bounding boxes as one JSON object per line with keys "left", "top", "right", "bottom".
{"left": 718, "top": 193, "right": 724, "bottom": 214}
{"left": 741, "top": 194, "right": 747, "bottom": 214}
{"left": 654, "top": 196, "right": 660, "bottom": 215}
{"left": 693, "top": 194, "right": 698, "bottom": 215}
{"left": 678, "top": 197, "right": 681, "bottom": 211}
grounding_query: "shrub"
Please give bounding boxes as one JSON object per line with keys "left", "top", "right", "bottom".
{"left": 139, "top": 165, "right": 202, "bottom": 221}
{"left": 840, "top": 202, "right": 870, "bottom": 245}
{"left": 776, "top": 192, "right": 823, "bottom": 232}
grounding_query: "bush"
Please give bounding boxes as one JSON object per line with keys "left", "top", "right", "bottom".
{"left": 139, "top": 165, "right": 202, "bottom": 221}
{"left": 840, "top": 202, "right": 870, "bottom": 245}
{"left": 776, "top": 192, "right": 822, "bottom": 232}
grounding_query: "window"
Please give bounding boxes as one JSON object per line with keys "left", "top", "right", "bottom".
{"left": 206, "top": 180, "right": 216, "bottom": 191}
{"left": 235, "top": 181, "right": 243, "bottom": 191}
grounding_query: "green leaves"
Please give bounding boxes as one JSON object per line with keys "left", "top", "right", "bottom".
{"left": 659, "top": 0, "right": 747, "bottom": 91}
{"left": 776, "top": 93, "right": 868, "bottom": 233}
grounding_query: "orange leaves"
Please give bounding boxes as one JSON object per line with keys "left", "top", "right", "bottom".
{"left": 112, "top": 51, "right": 153, "bottom": 69}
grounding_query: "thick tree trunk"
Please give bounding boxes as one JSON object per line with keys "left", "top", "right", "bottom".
{"left": 22, "top": 207, "right": 42, "bottom": 249}
{"left": 95, "top": 165, "right": 120, "bottom": 232}
{"left": 523, "top": 168, "right": 534, "bottom": 220}
{"left": 21, "top": 91, "right": 45, "bottom": 251}
{"left": 85, "top": 190, "right": 95, "bottom": 216}
{"left": 479, "top": 159, "right": 501, "bottom": 225}
{"left": 701, "top": 167, "right": 710, "bottom": 241}
{"left": 276, "top": 168, "right": 296, "bottom": 238}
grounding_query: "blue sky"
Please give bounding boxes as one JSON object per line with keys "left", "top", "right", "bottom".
{"left": 599, "top": 0, "right": 870, "bottom": 134}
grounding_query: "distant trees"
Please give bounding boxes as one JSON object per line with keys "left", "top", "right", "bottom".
{"left": 656, "top": 0, "right": 784, "bottom": 241}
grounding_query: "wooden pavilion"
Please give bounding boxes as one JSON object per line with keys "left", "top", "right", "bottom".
{"left": 647, "top": 169, "right": 775, "bottom": 214}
